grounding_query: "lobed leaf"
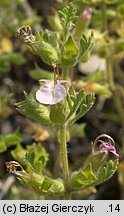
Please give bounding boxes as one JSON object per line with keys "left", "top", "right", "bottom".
{"left": 67, "top": 90, "right": 95, "bottom": 124}
{"left": 25, "top": 143, "right": 48, "bottom": 174}
{"left": 59, "top": 3, "right": 78, "bottom": 30}
{"left": 70, "top": 156, "right": 119, "bottom": 190}
{"left": 66, "top": 89, "right": 86, "bottom": 121}
{"left": 79, "top": 32, "right": 94, "bottom": 63}
{"left": 16, "top": 94, "right": 53, "bottom": 127}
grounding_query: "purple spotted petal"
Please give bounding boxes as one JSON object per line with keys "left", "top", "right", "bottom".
{"left": 99, "top": 141, "right": 119, "bottom": 158}
{"left": 36, "top": 80, "right": 67, "bottom": 105}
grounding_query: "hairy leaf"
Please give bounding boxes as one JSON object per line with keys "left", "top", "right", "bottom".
{"left": 70, "top": 93, "right": 95, "bottom": 124}
{"left": 25, "top": 143, "right": 48, "bottom": 174}
{"left": 79, "top": 32, "right": 94, "bottom": 62}
{"left": 11, "top": 144, "right": 26, "bottom": 165}
{"left": 61, "top": 35, "right": 78, "bottom": 66}
{"left": 70, "top": 153, "right": 119, "bottom": 190}
{"left": 16, "top": 94, "right": 53, "bottom": 127}
{"left": 59, "top": 3, "right": 78, "bottom": 30}
{"left": 66, "top": 89, "right": 95, "bottom": 124}
{"left": 18, "top": 170, "right": 64, "bottom": 195}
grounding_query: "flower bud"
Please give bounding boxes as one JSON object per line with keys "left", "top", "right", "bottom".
{"left": 18, "top": 26, "right": 59, "bottom": 65}
{"left": 32, "top": 40, "right": 59, "bottom": 65}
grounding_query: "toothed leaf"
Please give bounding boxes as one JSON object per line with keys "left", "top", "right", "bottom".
{"left": 16, "top": 94, "right": 53, "bottom": 127}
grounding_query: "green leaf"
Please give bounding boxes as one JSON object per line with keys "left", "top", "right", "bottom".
{"left": 66, "top": 89, "right": 86, "bottom": 121}
{"left": 48, "top": 12, "right": 63, "bottom": 32}
{"left": 59, "top": 3, "right": 78, "bottom": 30}
{"left": 17, "top": 170, "right": 64, "bottom": 195}
{"left": 16, "top": 94, "right": 53, "bottom": 127}
{"left": 0, "top": 136, "right": 7, "bottom": 153}
{"left": 6, "top": 53, "right": 26, "bottom": 65}
{"left": 104, "top": 160, "right": 118, "bottom": 179}
{"left": 26, "top": 150, "right": 35, "bottom": 168}
{"left": 29, "top": 67, "right": 53, "bottom": 80}
{"left": 35, "top": 30, "right": 42, "bottom": 41}
{"left": 48, "top": 179, "right": 64, "bottom": 195}
{"left": 0, "top": 130, "right": 24, "bottom": 153}
{"left": 98, "top": 166, "right": 107, "bottom": 181}
{"left": 79, "top": 32, "right": 94, "bottom": 63}
{"left": 70, "top": 163, "right": 97, "bottom": 189}
{"left": 6, "top": 130, "right": 24, "bottom": 147}
{"left": 24, "top": 29, "right": 59, "bottom": 65}
{"left": 69, "top": 151, "right": 119, "bottom": 190}
{"left": 71, "top": 93, "right": 95, "bottom": 123}
{"left": 50, "top": 103, "right": 66, "bottom": 124}
{"left": 93, "top": 83, "right": 112, "bottom": 98}
{"left": 43, "top": 30, "right": 59, "bottom": 50}
{"left": 34, "top": 161, "right": 44, "bottom": 174}
{"left": 61, "top": 35, "right": 78, "bottom": 66}
{"left": 25, "top": 143, "right": 48, "bottom": 174}
{"left": 30, "top": 40, "right": 59, "bottom": 65}
{"left": 27, "top": 143, "right": 48, "bottom": 166}
{"left": 67, "top": 90, "right": 95, "bottom": 124}
{"left": 11, "top": 144, "right": 26, "bottom": 165}
{"left": 39, "top": 176, "right": 53, "bottom": 193}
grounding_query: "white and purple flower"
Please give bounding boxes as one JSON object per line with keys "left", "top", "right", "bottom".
{"left": 36, "top": 79, "right": 67, "bottom": 105}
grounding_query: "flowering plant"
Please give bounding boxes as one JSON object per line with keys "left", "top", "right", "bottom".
{"left": 6, "top": 3, "right": 119, "bottom": 200}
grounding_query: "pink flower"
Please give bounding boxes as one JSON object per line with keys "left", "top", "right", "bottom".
{"left": 36, "top": 79, "right": 67, "bottom": 105}
{"left": 93, "top": 134, "right": 119, "bottom": 158}
{"left": 83, "top": 7, "right": 92, "bottom": 20}
{"left": 99, "top": 141, "right": 119, "bottom": 158}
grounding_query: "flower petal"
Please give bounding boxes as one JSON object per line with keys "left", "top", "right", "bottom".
{"left": 51, "top": 84, "right": 66, "bottom": 104}
{"left": 57, "top": 80, "right": 68, "bottom": 84}
{"left": 39, "top": 79, "right": 51, "bottom": 83}
{"left": 83, "top": 7, "right": 92, "bottom": 20}
{"left": 36, "top": 80, "right": 67, "bottom": 105}
{"left": 36, "top": 86, "right": 53, "bottom": 104}
{"left": 99, "top": 142, "right": 119, "bottom": 158}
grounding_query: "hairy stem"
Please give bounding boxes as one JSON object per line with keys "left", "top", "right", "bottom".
{"left": 59, "top": 124, "right": 70, "bottom": 199}
{"left": 54, "top": 140, "right": 61, "bottom": 178}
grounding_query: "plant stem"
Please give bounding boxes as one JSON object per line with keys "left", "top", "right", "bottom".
{"left": 102, "top": 0, "right": 107, "bottom": 32}
{"left": 54, "top": 140, "right": 61, "bottom": 178}
{"left": 59, "top": 124, "right": 70, "bottom": 199}
{"left": 63, "top": 66, "right": 69, "bottom": 91}
{"left": 106, "top": 56, "right": 115, "bottom": 90}
{"left": 63, "top": 66, "right": 68, "bottom": 79}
